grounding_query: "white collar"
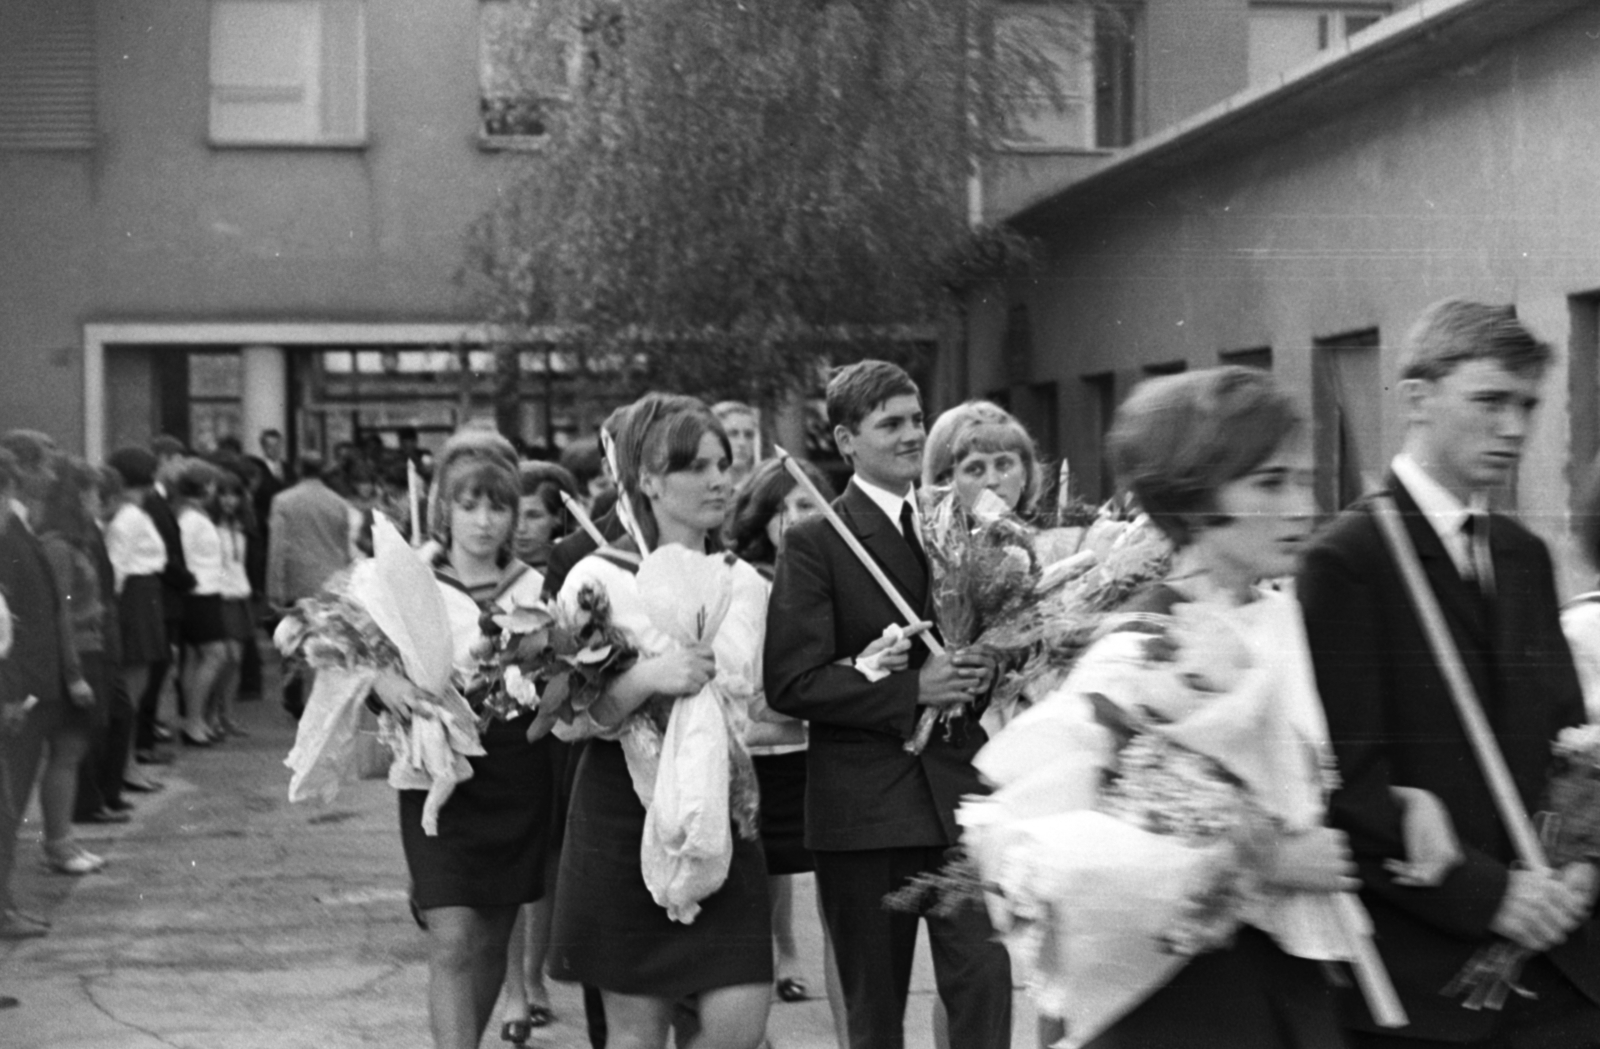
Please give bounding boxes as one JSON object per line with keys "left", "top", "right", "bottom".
{"left": 850, "top": 475, "right": 918, "bottom": 535}
{"left": 1391, "top": 452, "right": 1487, "bottom": 548}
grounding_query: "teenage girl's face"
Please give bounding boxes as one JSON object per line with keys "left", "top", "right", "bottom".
{"left": 1194, "top": 437, "right": 1315, "bottom": 585}
{"left": 514, "top": 494, "right": 559, "bottom": 565}
{"left": 450, "top": 489, "right": 513, "bottom": 562}
{"left": 645, "top": 432, "right": 733, "bottom": 539}
{"left": 952, "top": 447, "right": 1026, "bottom": 513}
{"left": 218, "top": 489, "right": 241, "bottom": 515}
{"left": 765, "top": 484, "right": 824, "bottom": 549}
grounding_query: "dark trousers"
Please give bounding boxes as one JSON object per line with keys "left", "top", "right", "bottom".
{"left": 135, "top": 650, "right": 169, "bottom": 750}
{"left": 0, "top": 712, "right": 47, "bottom": 911}
{"left": 1349, "top": 955, "right": 1600, "bottom": 1049}
{"left": 73, "top": 653, "right": 130, "bottom": 816}
{"left": 814, "top": 845, "right": 1012, "bottom": 1049}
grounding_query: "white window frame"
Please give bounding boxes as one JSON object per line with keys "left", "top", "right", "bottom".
{"left": 1247, "top": 2, "right": 1393, "bottom": 85}
{"left": 208, "top": 0, "right": 367, "bottom": 148}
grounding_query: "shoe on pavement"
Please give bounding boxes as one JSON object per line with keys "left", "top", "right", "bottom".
{"left": 44, "top": 843, "right": 105, "bottom": 875}
{"left": 75, "top": 807, "right": 132, "bottom": 825}
{"left": 135, "top": 748, "right": 173, "bottom": 765}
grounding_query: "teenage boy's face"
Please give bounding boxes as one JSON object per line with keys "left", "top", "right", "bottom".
{"left": 836, "top": 394, "right": 925, "bottom": 492}
{"left": 1406, "top": 358, "right": 1543, "bottom": 496}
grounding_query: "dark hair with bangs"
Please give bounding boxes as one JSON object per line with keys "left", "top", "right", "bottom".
{"left": 726, "top": 457, "right": 835, "bottom": 567}
{"left": 429, "top": 429, "right": 520, "bottom": 552}
{"left": 1109, "top": 366, "right": 1302, "bottom": 548}
{"left": 1399, "top": 298, "right": 1552, "bottom": 382}
{"left": 825, "top": 360, "right": 919, "bottom": 434}
{"left": 617, "top": 393, "right": 729, "bottom": 550}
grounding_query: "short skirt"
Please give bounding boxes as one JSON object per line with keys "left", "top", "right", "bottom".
{"left": 400, "top": 714, "right": 553, "bottom": 910}
{"left": 181, "top": 592, "right": 228, "bottom": 645}
{"left": 117, "top": 574, "right": 168, "bottom": 665}
{"left": 753, "top": 749, "right": 813, "bottom": 875}
{"left": 550, "top": 738, "right": 773, "bottom": 998}
{"left": 219, "top": 597, "right": 254, "bottom": 643}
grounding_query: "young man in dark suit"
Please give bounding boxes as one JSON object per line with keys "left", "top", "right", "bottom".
{"left": 1298, "top": 300, "right": 1600, "bottom": 1048}
{"left": 765, "top": 360, "right": 1012, "bottom": 1049}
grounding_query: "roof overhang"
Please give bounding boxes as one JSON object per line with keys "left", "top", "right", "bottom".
{"left": 1006, "top": 0, "right": 1592, "bottom": 235}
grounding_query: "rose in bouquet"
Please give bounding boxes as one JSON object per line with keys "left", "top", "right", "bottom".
{"left": 1445, "top": 723, "right": 1600, "bottom": 1011}
{"left": 463, "top": 581, "right": 638, "bottom": 740}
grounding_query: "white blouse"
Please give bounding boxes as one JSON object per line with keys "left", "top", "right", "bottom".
{"left": 104, "top": 501, "right": 167, "bottom": 592}
{"left": 178, "top": 506, "right": 226, "bottom": 596}
{"left": 217, "top": 523, "right": 253, "bottom": 599}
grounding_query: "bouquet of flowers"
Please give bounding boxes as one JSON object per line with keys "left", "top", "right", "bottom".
{"left": 1444, "top": 724, "right": 1600, "bottom": 1010}
{"left": 464, "top": 581, "right": 638, "bottom": 740}
{"left": 631, "top": 546, "right": 763, "bottom": 923}
{"left": 957, "top": 588, "right": 1385, "bottom": 1047}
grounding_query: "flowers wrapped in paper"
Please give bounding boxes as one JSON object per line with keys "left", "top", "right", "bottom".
{"left": 279, "top": 515, "right": 481, "bottom": 834}
{"left": 961, "top": 589, "right": 1393, "bottom": 1047}
{"left": 630, "top": 546, "right": 762, "bottom": 924}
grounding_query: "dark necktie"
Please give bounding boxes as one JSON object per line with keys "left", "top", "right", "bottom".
{"left": 1460, "top": 512, "right": 1495, "bottom": 600}
{"left": 899, "top": 501, "right": 928, "bottom": 576}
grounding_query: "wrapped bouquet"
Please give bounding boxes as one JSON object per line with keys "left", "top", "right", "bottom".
{"left": 960, "top": 587, "right": 1390, "bottom": 1047}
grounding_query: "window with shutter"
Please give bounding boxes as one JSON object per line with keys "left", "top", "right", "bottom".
{"left": 209, "top": 0, "right": 366, "bottom": 147}
{"left": 0, "top": 0, "right": 97, "bottom": 152}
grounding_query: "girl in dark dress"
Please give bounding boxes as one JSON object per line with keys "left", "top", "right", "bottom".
{"left": 366, "top": 430, "right": 553, "bottom": 1049}
{"left": 550, "top": 395, "right": 772, "bottom": 1049}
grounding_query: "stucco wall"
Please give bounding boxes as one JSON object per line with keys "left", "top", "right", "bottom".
{"left": 0, "top": 0, "right": 534, "bottom": 450}
{"left": 969, "top": 2, "right": 1600, "bottom": 585}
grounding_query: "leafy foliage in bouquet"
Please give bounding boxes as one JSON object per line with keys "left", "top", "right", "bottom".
{"left": 920, "top": 485, "right": 1042, "bottom": 649}
{"left": 1543, "top": 724, "right": 1600, "bottom": 866}
{"left": 274, "top": 570, "right": 403, "bottom": 677}
{"left": 466, "top": 581, "right": 639, "bottom": 738}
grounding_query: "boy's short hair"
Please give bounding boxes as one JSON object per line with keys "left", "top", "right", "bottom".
{"left": 150, "top": 434, "right": 188, "bottom": 460}
{"left": 825, "top": 360, "right": 919, "bottom": 434}
{"left": 1399, "top": 298, "right": 1552, "bottom": 382}
{"left": 1109, "top": 366, "right": 1302, "bottom": 548}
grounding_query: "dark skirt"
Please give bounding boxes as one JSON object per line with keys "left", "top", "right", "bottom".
{"left": 181, "top": 592, "right": 227, "bottom": 645}
{"left": 1083, "top": 926, "right": 1343, "bottom": 1049}
{"left": 117, "top": 574, "right": 168, "bottom": 665}
{"left": 550, "top": 737, "right": 773, "bottom": 998}
{"left": 399, "top": 715, "right": 553, "bottom": 910}
{"left": 753, "top": 749, "right": 813, "bottom": 875}
{"left": 219, "top": 597, "right": 254, "bottom": 643}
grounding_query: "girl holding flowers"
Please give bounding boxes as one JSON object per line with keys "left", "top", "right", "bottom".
{"left": 348, "top": 430, "right": 556, "bottom": 1049}
{"left": 549, "top": 394, "right": 774, "bottom": 1049}
{"left": 923, "top": 400, "right": 1043, "bottom": 520}
{"left": 964, "top": 367, "right": 1460, "bottom": 1049}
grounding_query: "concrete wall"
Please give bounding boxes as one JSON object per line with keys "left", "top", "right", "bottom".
{"left": 967, "top": 2, "right": 1600, "bottom": 586}
{"left": 0, "top": 0, "right": 532, "bottom": 450}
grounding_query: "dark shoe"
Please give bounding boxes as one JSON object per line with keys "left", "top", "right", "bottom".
{"left": 106, "top": 798, "right": 135, "bottom": 813}
{"left": 135, "top": 749, "right": 173, "bottom": 765}
{"left": 775, "top": 977, "right": 808, "bottom": 1002}
{"left": 527, "top": 1005, "right": 554, "bottom": 1028}
{"left": 151, "top": 724, "right": 174, "bottom": 743}
{"left": 0, "top": 911, "right": 47, "bottom": 940}
{"left": 180, "top": 730, "right": 213, "bottom": 748}
{"left": 123, "top": 777, "right": 165, "bottom": 794}
{"left": 76, "top": 807, "right": 132, "bottom": 825}
{"left": 0, "top": 995, "right": 17, "bottom": 1009}
{"left": 501, "top": 1019, "right": 532, "bottom": 1045}
{"left": 219, "top": 719, "right": 250, "bottom": 738}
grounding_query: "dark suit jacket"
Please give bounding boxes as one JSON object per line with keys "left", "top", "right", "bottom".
{"left": 542, "top": 509, "right": 625, "bottom": 601}
{"left": 1298, "top": 477, "right": 1600, "bottom": 1041}
{"left": 764, "top": 482, "right": 988, "bottom": 852}
{"left": 143, "top": 487, "right": 194, "bottom": 623}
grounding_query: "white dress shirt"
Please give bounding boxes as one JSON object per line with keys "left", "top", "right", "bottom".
{"left": 1391, "top": 452, "right": 1490, "bottom": 584}
{"left": 849, "top": 475, "right": 922, "bottom": 539}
